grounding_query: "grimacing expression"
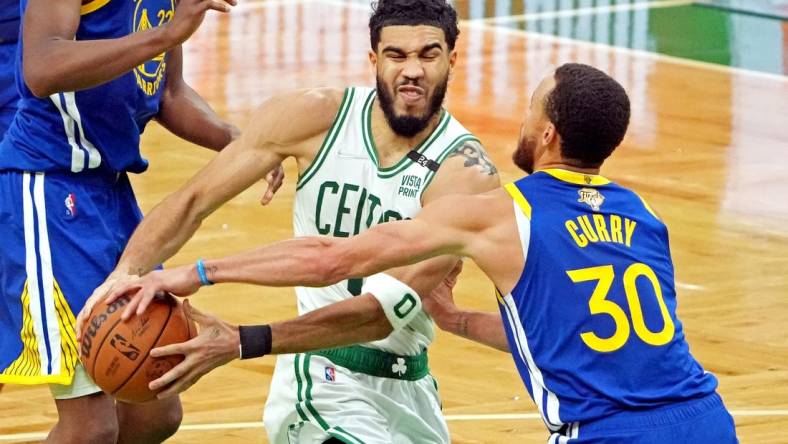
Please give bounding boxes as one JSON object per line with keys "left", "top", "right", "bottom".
{"left": 513, "top": 74, "right": 556, "bottom": 173}
{"left": 372, "top": 25, "right": 455, "bottom": 137}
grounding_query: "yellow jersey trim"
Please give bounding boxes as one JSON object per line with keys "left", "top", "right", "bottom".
{"left": 634, "top": 192, "right": 660, "bottom": 220}
{"left": 0, "top": 280, "right": 78, "bottom": 386}
{"left": 540, "top": 168, "right": 611, "bottom": 186}
{"left": 0, "top": 373, "right": 73, "bottom": 385}
{"left": 495, "top": 289, "right": 506, "bottom": 305}
{"left": 504, "top": 182, "right": 532, "bottom": 219}
{"left": 81, "top": 0, "right": 112, "bottom": 15}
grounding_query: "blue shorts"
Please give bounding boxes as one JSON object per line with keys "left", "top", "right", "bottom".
{"left": 549, "top": 393, "right": 737, "bottom": 443}
{"left": 0, "top": 169, "right": 142, "bottom": 385}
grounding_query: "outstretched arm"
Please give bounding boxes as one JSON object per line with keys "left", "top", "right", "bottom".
{"left": 103, "top": 190, "right": 498, "bottom": 321}
{"left": 209, "top": 194, "right": 482, "bottom": 286}
{"left": 145, "top": 295, "right": 393, "bottom": 397}
{"left": 76, "top": 88, "right": 342, "bottom": 339}
{"left": 23, "top": 0, "right": 234, "bottom": 97}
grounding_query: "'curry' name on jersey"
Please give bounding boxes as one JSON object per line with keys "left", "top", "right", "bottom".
{"left": 564, "top": 187, "right": 637, "bottom": 248}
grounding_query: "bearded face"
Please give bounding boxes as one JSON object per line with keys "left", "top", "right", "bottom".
{"left": 372, "top": 25, "right": 454, "bottom": 138}
{"left": 376, "top": 73, "right": 448, "bottom": 138}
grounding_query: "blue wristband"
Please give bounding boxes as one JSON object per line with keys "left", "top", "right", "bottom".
{"left": 196, "top": 259, "right": 214, "bottom": 286}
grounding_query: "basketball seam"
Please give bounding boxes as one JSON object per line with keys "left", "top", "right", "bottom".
{"left": 111, "top": 303, "right": 174, "bottom": 399}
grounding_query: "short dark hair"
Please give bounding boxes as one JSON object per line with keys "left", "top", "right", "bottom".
{"left": 545, "top": 63, "right": 631, "bottom": 166}
{"left": 369, "top": 0, "right": 459, "bottom": 51}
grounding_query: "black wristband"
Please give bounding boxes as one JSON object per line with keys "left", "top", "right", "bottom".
{"left": 238, "top": 324, "right": 272, "bottom": 359}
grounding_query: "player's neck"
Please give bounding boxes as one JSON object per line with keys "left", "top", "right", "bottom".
{"left": 534, "top": 158, "right": 601, "bottom": 176}
{"left": 370, "top": 102, "right": 442, "bottom": 168}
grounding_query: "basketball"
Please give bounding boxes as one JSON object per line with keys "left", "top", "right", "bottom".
{"left": 79, "top": 293, "right": 197, "bottom": 403}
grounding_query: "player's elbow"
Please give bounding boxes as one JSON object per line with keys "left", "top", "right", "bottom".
{"left": 23, "top": 66, "right": 55, "bottom": 98}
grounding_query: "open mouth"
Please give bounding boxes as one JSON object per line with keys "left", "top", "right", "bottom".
{"left": 397, "top": 85, "right": 425, "bottom": 104}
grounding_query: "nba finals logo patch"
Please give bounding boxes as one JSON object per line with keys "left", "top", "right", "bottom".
{"left": 64, "top": 193, "right": 77, "bottom": 218}
{"left": 325, "top": 366, "right": 336, "bottom": 382}
{"left": 578, "top": 188, "right": 605, "bottom": 211}
{"left": 133, "top": 0, "right": 174, "bottom": 96}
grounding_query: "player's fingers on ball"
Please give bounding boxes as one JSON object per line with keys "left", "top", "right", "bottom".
{"left": 120, "top": 295, "right": 140, "bottom": 320}
{"left": 184, "top": 299, "right": 210, "bottom": 323}
{"left": 150, "top": 340, "right": 190, "bottom": 358}
{"left": 75, "top": 311, "right": 88, "bottom": 340}
{"left": 158, "top": 368, "right": 201, "bottom": 398}
{"left": 149, "top": 365, "right": 183, "bottom": 391}
{"left": 133, "top": 288, "right": 159, "bottom": 317}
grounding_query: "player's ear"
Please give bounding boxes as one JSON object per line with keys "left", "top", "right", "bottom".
{"left": 542, "top": 123, "right": 557, "bottom": 146}
{"left": 368, "top": 49, "right": 378, "bottom": 71}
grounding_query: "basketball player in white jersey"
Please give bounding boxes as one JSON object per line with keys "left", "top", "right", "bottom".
{"left": 77, "top": 0, "right": 498, "bottom": 442}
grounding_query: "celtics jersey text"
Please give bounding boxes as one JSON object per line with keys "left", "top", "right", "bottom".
{"left": 0, "top": 0, "right": 174, "bottom": 174}
{"left": 500, "top": 169, "right": 719, "bottom": 434}
{"left": 294, "top": 87, "right": 478, "bottom": 355}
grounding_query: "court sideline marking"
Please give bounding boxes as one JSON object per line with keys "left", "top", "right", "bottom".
{"left": 2, "top": 410, "right": 787, "bottom": 441}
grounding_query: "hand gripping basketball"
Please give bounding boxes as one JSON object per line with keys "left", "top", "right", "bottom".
{"left": 105, "top": 265, "right": 203, "bottom": 321}
{"left": 147, "top": 300, "right": 241, "bottom": 399}
{"left": 79, "top": 293, "right": 197, "bottom": 402}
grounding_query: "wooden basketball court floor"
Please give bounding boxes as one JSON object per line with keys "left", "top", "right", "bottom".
{"left": 2, "top": 0, "right": 787, "bottom": 442}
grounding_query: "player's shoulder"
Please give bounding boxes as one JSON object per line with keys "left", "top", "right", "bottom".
{"left": 249, "top": 87, "right": 346, "bottom": 146}
{"left": 422, "top": 138, "right": 501, "bottom": 203}
{"left": 267, "top": 87, "right": 345, "bottom": 118}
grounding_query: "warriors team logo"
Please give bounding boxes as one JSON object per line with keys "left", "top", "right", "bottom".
{"left": 133, "top": 0, "right": 175, "bottom": 96}
{"left": 577, "top": 188, "right": 605, "bottom": 211}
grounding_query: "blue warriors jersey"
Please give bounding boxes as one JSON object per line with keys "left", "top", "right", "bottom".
{"left": 499, "top": 169, "right": 718, "bottom": 436}
{"left": 0, "top": 0, "right": 20, "bottom": 42}
{"left": 0, "top": 0, "right": 20, "bottom": 135}
{"left": 0, "top": 0, "right": 175, "bottom": 173}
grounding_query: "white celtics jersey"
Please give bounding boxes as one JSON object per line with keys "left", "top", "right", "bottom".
{"left": 293, "top": 87, "right": 478, "bottom": 355}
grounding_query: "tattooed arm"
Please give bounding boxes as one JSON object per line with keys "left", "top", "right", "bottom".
{"left": 421, "top": 139, "right": 499, "bottom": 204}
{"left": 422, "top": 263, "right": 509, "bottom": 352}
{"left": 447, "top": 139, "right": 498, "bottom": 176}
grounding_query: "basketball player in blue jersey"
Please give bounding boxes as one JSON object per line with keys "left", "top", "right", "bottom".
{"left": 0, "top": 0, "right": 269, "bottom": 442}
{"left": 110, "top": 63, "right": 738, "bottom": 443}
{"left": 0, "top": 1, "right": 19, "bottom": 136}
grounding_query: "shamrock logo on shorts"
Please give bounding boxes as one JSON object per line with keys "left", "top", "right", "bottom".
{"left": 392, "top": 358, "right": 407, "bottom": 376}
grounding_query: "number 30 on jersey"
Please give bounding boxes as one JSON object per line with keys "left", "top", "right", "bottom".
{"left": 567, "top": 263, "right": 676, "bottom": 353}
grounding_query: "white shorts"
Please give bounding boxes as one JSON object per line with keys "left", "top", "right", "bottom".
{"left": 264, "top": 348, "right": 449, "bottom": 444}
{"left": 49, "top": 362, "right": 102, "bottom": 400}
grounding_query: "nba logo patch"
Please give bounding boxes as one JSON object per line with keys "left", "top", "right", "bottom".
{"left": 64, "top": 193, "right": 77, "bottom": 218}
{"left": 325, "top": 366, "right": 336, "bottom": 382}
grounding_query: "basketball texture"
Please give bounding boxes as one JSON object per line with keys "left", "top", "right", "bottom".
{"left": 79, "top": 293, "right": 197, "bottom": 403}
